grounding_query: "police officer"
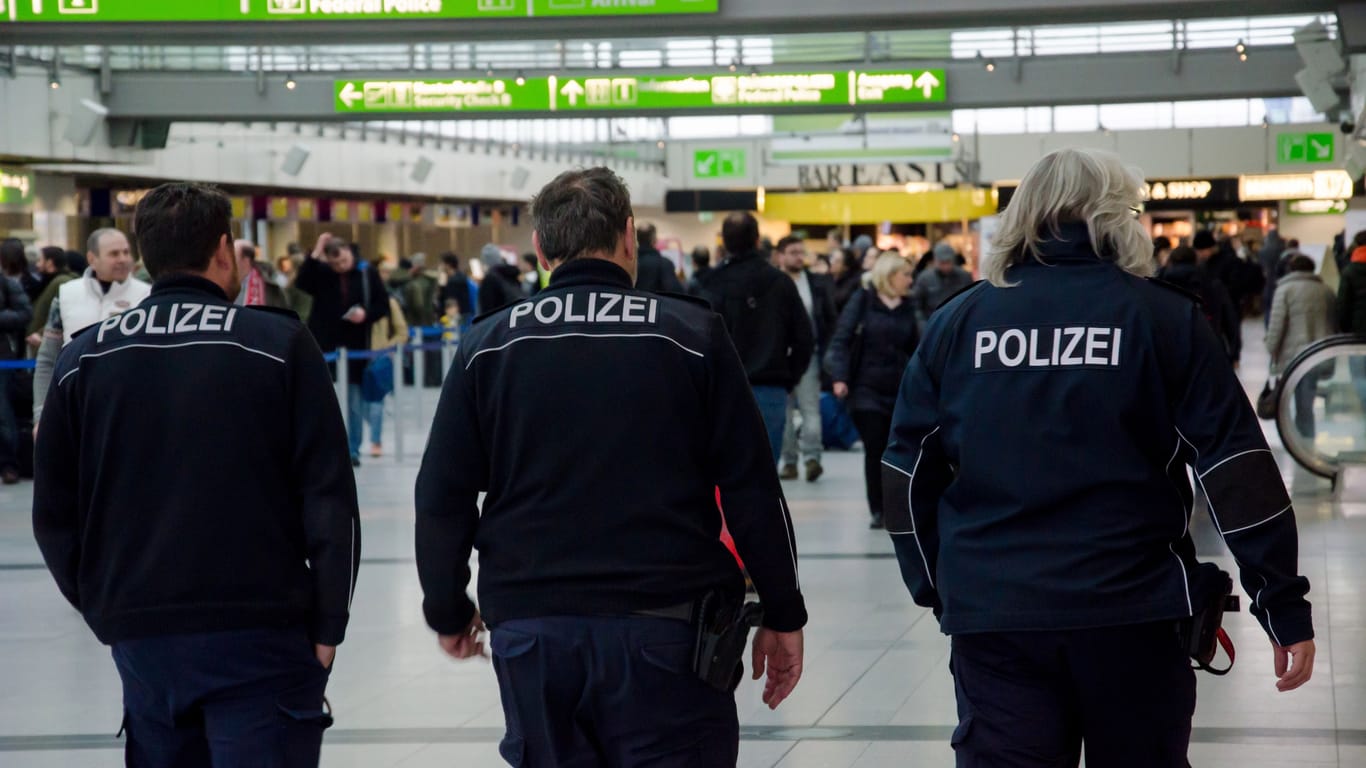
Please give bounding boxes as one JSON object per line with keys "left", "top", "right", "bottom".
{"left": 881, "top": 148, "right": 1314, "bottom": 767}
{"left": 415, "top": 167, "right": 807, "bottom": 767}
{"left": 33, "top": 183, "right": 361, "bottom": 767}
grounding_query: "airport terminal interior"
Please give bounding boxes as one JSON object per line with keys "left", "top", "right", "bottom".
{"left": 4, "top": 0, "right": 1366, "bottom": 765}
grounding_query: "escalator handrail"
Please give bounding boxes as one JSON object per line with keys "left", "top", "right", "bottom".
{"left": 1274, "top": 334, "right": 1366, "bottom": 479}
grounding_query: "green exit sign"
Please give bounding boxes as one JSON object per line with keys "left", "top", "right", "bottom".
{"left": 0, "top": 0, "right": 717, "bottom": 23}
{"left": 1277, "top": 132, "right": 1335, "bottom": 165}
{"left": 0, "top": 166, "right": 32, "bottom": 205}
{"left": 694, "top": 150, "right": 747, "bottom": 179}
{"left": 334, "top": 69, "right": 948, "bottom": 116}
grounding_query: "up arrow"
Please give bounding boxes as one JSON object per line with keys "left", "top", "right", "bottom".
{"left": 914, "top": 71, "right": 941, "bottom": 99}
{"left": 339, "top": 82, "right": 362, "bottom": 109}
{"left": 561, "top": 80, "right": 585, "bottom": 107}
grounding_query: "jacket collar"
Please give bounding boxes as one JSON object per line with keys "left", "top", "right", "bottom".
{"left": 150, "top": 273, "right": 230, "bottom": 301}
{"left": 547, "top": 258, "right": 634, "bottom": 290}
{"left": 80, "top": 267, "right": 141, "bottom": 293}
{"left": 1021, "top": 221, "right": 1107, "bottom": 266}
{"left": 1280, "top": 270, "right": 1320, "bottom": 285}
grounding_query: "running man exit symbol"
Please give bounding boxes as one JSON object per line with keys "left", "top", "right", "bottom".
{"left": 1277, "top": 132, "right": 1334, "bottom": 164}
{"left": 57, "top": 0, "right": 98, "bottom": 13}
{"left": 268, "top": 0, "right": 306, "bottom": 12}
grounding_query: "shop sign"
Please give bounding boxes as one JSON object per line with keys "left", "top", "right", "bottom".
{"left": 2, "top": 0, "right": 717, "bottom": 24}
{"left": 267, "top": 197, "right": 292, "bottom": 220}
{"left": 229, "top": 196, "right": 250, "bottom": 219}
{"left": 798, "top": 162, "right": 957, "bottom": 192}
{"left": 1144, "top": 179, "right": 1212, "bottom": 201}
{"left": 1287, "top": 199, "right": 1348, "bottom": 216}
{"left": 1276, "top": 132, "right": 1335, "bottom": 165}
{"left": 334, "top": 68, "right": 947, "bottom": 115}
{"left": 694, "top": 149, "right": 746, "bottom": 179}
{"left": 1240, "top": 171, "right": 1354, "bottom": 202}
{"left": 296, "top": 198, "right": 317, "bottom": 221}
{"left": 332, "top": 200, "right": 353, "bottom": 222}
{"left": 0, "top": 166, "right": 33, "bottom": 205}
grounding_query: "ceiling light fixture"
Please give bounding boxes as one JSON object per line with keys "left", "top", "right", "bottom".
{"left": 285, "top": 74, "right": 297, "bottom": 90}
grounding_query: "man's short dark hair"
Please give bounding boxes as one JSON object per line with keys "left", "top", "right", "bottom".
{"left": 1355, "top": 231, "right": 1366, "bottom": 249}
{"left": 531, "top": 168, "right": 634, "bottom": 264}
{"left": 1287, "top": 239, "right": 1301, "bottom": 250}
{"left": 0, "top": 238, "right": 25, "bottom": 276}
{"left": 441, "top": 252, "right": 461, "bottom": 271}
{"left": 1152, "top": 237, "right": 1172, "bottom": 252}
{"left": 637, "top": 223, "right": 658, "bottom": 251}
{"left": 133, "top": 183, "right": 232, "bottom": 280}
{"left": 521, "top": 252, "right": 538, "bottom": 268}
{"left": 398, "top": 257, "right": 413, "bottom": 271}
{"left": 775, "top": 235, "right": 803, "bottom": 253}
{"left": 1289, "top": 255, "right": 1316, "bottom": 273}
{"left": 65, "top": 250, "right": 86, "bottom": 274}
{"left": 691, "top": 246, "right": 711, "bottom": 269}
{"left": 41, "top": 245, "right": 65, "bottom": 267}
{"left": 238, "top": 243, "right": 257, "bottom": 262}
{"left": 721, "top": 212, "right": 760, "bottom": 257}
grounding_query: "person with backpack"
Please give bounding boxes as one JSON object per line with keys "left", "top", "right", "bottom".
{"left": 1159, "top": 245, "right": 1240, "bottom": 364}
{"left": 823, "top": 252, "right": 919, "bottom": 529}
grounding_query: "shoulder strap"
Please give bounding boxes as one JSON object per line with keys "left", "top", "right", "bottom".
{"left": 360, "top": 263, "right": 372, "bottom": 310}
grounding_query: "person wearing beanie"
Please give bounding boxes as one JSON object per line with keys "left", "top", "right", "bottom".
{"left": 476, "top": 243, "right": 528, "bottom": 316}
{"left": 909, "top": 242, "right": 974, "bottom": 334}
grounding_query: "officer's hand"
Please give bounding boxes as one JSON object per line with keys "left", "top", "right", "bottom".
{"left": 833, "top": 382, "right": 849, "bottom": 399}
{"left": 751, "top": 628, "right": 803, "bottom": 710}
{"left": 439, "top": 613, "right": 487, "bottom": 660}
{"left": 26, "top": 332, "right": 41, "bottom": 349}
{"left": 1274, "top": 639, "right": 1315, "bottom": 692}
{"left": 345, "top": 307, "right": 367, "bottom": 324}
{"left": 315, "top": 644, "right": 336, "bottom": 670}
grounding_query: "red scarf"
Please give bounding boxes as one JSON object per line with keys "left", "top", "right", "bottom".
{"left": 243, "top": 267, "right": 266, "bottom": 306}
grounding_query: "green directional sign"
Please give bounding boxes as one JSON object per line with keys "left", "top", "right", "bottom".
{"left": 694, "top": 149, "right": 747, "bottom": 179}
{"left": 0, "top": 166, "right": 33, "bottom": 205}
{"left": 1, "top": 0, "right": 717, "bottom": 23}
{"left": 334, "top": 69, "right": 947, "bottom": 115}
{"left": 1277, "top": 132, "right": 1335, "bottom": 165}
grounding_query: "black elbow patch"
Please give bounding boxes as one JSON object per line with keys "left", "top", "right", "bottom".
{"left": 883, "top": 466, "right": 913, "bottom": 534}
{"left": 1198, "top": 451, "right": 1292, "bottom": 534}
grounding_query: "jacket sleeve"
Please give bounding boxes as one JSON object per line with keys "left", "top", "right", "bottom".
{"left": 814, "top": 277, "right": 838, "bottom": 352}
{"left": 288, "top": 327, "right": 362, "bottom": 646}
{"left": 781, "top": 279, "right": 814, "bottom": 386}
{"left": 1215, "top": 282, "right": 1242, "bottom": 362}
{"left": 366, "top": 268, "right": 391, "bottom": 323}
{"left": 1264, "top": 286, "right": 1288, "bottom": 367}
{"left": 1338, "top": 277, "right": 1353, "bottom": 333}
{"left": 882, "top": 345, "right": 953, "bottom": 615}
{"left": 32, "top": 297, "right": 63, "bottom": 423}
{"left": 823, "top": 290, "right": 862, "bottom": 383}
{"left": 1175, "top": 304, "right": 1312, "bottom": 646}
{"left": 909, "top": 278, "right": 931, "bottom": 330}
{"left": 0, "top": 276, "right": 32, "bottom": 332}
{"left": 294, "top": 256, "right": 329, "bottom": 298}
{"left": 32, "top": 345, "right": 83, "bottom": 610}
{"left": 705, "top": 315, "right": 808, "bottom": 632}
{"left": 414, "top": 341, "right": 487, "bottom": 635}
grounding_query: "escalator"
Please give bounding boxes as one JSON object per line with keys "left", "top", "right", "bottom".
{"left": 1273, "top": 335, "right": 1366, "bottom": 483}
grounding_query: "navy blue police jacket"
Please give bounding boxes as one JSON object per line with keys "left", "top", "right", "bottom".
{"left": 415, "top": 258, "right": 808, "bottom": 634}
{"left": 33, "top": 274, "right": 361, "bottom": 646}
{"left": 882, "top": 222, "right": 1313, "bottom": 646}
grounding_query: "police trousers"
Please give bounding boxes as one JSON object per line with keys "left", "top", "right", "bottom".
{"left": 112, "top": 628, "right": 333, "bottom": 768}
{"left": 949, "top": 622, "right": 1196, "bottom": 768}
{"left": 491, "top": 615, "right": 739, "bottom": 768}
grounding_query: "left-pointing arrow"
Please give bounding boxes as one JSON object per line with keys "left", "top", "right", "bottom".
{"left": 914, "top": 71, "right": 941, "bottom": 99}
{"left": 339, "top": 82, "right": 363, "bottom": 108}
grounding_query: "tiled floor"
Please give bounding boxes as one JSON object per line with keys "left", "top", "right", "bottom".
{"left": 2, "top": 320, "right": 1365, "bottom": 767}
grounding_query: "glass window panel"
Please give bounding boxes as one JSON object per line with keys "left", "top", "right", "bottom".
{"left": 1053, "top": 105, "right": 1099, "bottom": 132}
{"left": 951, "top": 29, "right": 1015, "bottom": 59}
{"left": 1025, "top": 107, "right": 1053, "bottom": 133}
{"left": 1032, "top": 25, "right": 1099, "bottom": 55}
{"left": 1100, "top": 103, "right": 1166, "bottom": 130}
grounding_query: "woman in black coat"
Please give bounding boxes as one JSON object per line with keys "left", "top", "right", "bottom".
{"left": 824, "top": 253, "right": 919, "bottom": 528}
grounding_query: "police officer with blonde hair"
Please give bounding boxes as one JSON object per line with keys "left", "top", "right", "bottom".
{"left": 882, "top": 148, "right": 1314, "bottom": 766}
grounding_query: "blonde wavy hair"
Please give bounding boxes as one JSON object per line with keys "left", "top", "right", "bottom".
{"left": 869, "top": 252, "right": 912, "bottom": 296}
{"left": 982, "top": 148, "right": 1154, "bottom": 287}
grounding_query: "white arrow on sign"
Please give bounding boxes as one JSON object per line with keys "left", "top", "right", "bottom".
{"left": 339, "top": 82, "right": 362, "bottom": 109}
{"left": 560, "top": 80, "right": 585, "bottom": 107}
{"left": 914, "top": 71, "right": 941, "bottom": 99}
{"left": 1311, "top": 137, "right": 1332, "bottom": 160}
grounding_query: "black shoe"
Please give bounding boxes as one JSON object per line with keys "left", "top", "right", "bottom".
{"left": 351, "top": 456, "right": 362, "bottom": 468}
{"left": 1, "top": 468, "right": 18, "bottom": 485}
{"left": 869, "top": 515, "right": 884, "bottom": 530}
{"left": 805, "top": 459, "right": 824, "bottom": 483}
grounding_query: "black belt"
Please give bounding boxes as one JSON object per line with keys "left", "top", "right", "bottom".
{"left": 631, "top": 601, "right": 695, "bottom": 623}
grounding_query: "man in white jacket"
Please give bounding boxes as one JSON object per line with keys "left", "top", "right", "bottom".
{"left": 32, "top": 228, "right": 151, "bottom": 430}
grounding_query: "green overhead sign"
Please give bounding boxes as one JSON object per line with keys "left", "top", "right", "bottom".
{"left": 334, "top": 69, "right": 947, "bottom": 115}
{"left": 694, "top": 149, "right": 746, "bottom": 179}
{"left": 0, "top": 166, "right": 33, "bottom": 206}
{"left": 1276, "top": 132, "right": 1335, "bottom": 165}
{"left": 0, "top": 0, "right": 717, "bottom": 23}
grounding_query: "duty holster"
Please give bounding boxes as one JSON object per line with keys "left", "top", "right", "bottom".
{"left": 692, "top": 591, "right": 765, "bottom": 693}
{"left": 1177, "top": 564, "right": 1240, "bottom": 675}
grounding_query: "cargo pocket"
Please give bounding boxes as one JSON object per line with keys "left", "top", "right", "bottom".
{"left": 490, "top": 630, "right": 537, "bottom": 767}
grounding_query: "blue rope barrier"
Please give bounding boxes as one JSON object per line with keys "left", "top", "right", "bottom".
{"left": 0, "top": 359, "right": 37, "bottom": 370}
